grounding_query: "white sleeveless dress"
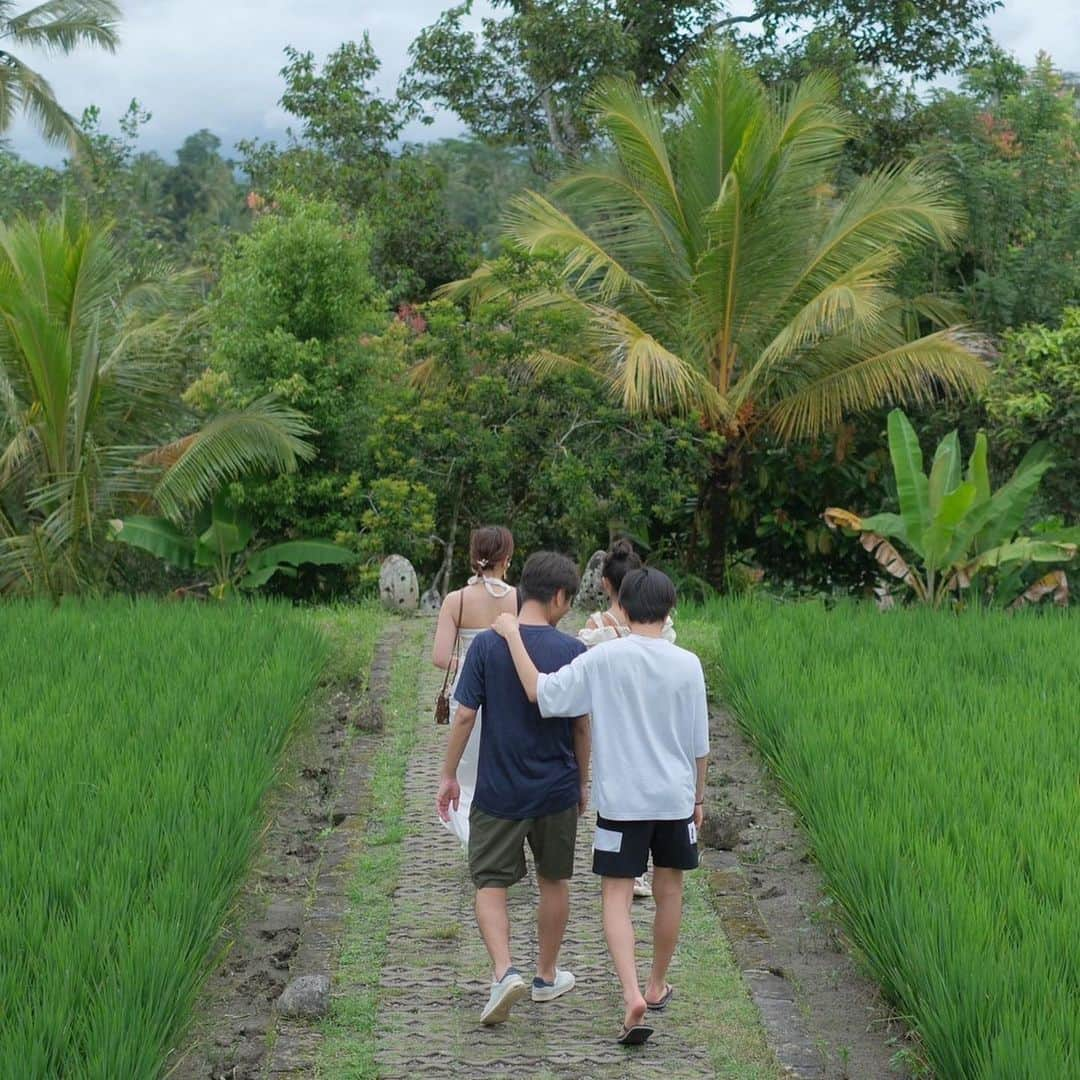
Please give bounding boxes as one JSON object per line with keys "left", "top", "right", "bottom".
{"left": 441, "top": 626, "right": 483, "bottom": 849}
{"left": 440, "top": 575, "right": 516, "bottom": 850}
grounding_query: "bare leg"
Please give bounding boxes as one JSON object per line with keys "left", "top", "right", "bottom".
{"left": 475, "top": 887, "right": 512, "bottom": 980}
{"left": 645, "top": 867, "right": 684, "bottom": 1002}
{"left": 601, "top": 876, "right": 648, "bottom": 1029}
{"left": 536, "top": 876, "right": 570, "bottom": 982}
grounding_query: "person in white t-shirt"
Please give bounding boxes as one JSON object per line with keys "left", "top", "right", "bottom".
{"left": 578, "top": 539, "right": 676, "bottom": 901}
{"left": 493, "top": 567, "right": 709, "bottom": 1047}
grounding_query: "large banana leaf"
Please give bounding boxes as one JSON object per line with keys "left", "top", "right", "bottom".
{"left": 1008, "top": 570, "right": 1070, "bottom": 610}
{"left": 927, "top": 430, "right": 961, "bottom": 515}
{"left": 238, "top": 539, "right": 357, "bottom": 590}
{"left": 975, "top": 442, "right": 1054, "bottom": 551}
{"left": 245, "top": 539, "right": 356, "bottom": 573}
{"left": 960, "top": 538, "right": 1078, "bottom": 577}
{"left": 923, "top": 481, "right": 977, "bottom": 571}
{"left": 886, "top": 409, "right": 929, "bottom": 557}
{"left": 857, "top": 511, "right": 908, "bottom": 543}
{"left": 109, "top": 516, "right": 196, "bottom": 569}
{"left": 965, "top": 431, "right": 990, "bottom": 505}
{"left": 194, "top": 494, "right": 254, "bottom": 568}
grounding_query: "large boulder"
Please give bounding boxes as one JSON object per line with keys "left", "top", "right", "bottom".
{"left": 379, "top": 555, "right": 419, "bottom": 612}
{"left": 575, "top": 549, "right": 607, "bottom": 611}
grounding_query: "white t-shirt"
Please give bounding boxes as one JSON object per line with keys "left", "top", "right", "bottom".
{"left": 536, "top": 635, "right": 710, "bottom": 821}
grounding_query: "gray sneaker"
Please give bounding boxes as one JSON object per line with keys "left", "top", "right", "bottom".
{"left": 531, "top": 968, "right": 576, "bottom": 1002}
{"left": 480, "top": 967, "right": 528, "bottom": 1025}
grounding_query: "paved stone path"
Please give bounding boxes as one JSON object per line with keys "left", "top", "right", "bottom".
{"left": 373, "top": 651, "right": 716, "bottom": 1078}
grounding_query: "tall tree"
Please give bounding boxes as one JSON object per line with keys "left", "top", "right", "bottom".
{"left": 404, "top": 0, "right": 1000, "bottom": 164}
{"left": 0, "top": 208, "right": 314, "bottom": 598}
{"left": 240, "top": 36, "right": 470, "bottom": 301}
{"left": 449, "top": 48, "right": 989, "bottom": 581}
{"left": 0, "top": 0, "right": 120, "bottom": 145}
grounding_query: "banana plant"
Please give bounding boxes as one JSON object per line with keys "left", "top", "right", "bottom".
{"left": 109, "top": 493, "right": 356, "bottom": 599}
{"left": 824, "top": 409, "right": 1076, "bottom": 607}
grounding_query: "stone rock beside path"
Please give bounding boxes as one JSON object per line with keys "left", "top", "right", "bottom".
{"left": 575, "top": 549, "right": 607, "bottom": 611}
{"left": 379, "top": 555, "right": 419, "bottom": 612}
{"left": 419, "top": 586, "right": 442, "bottom": 613}
{"left": 276, "top": 974, "right": 331, "bottom": 1019}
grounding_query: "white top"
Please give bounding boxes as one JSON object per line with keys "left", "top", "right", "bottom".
{"left": 536, "top": 635, "right": 709, "bottom": 821}
{"left": 578, "top": 611, "right": 676, "bottom": 648}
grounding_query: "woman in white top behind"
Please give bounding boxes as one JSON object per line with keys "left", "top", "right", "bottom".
{"left": 578, "top": 539, "right": 674, "bottom": 898}
{"left": 432, "top": 525, "right": 518, "bottom": 849}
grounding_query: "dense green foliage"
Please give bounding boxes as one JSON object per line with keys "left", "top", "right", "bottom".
{"left": 468, "top": 47, "right": 986, "bottom": 580}
{"left": 404, "top": 0, "right": 1001, "bottom": 164}
{"left": 375, "top": 296, "right": 719, "bottom": 583}
{"left": 1, "top": 8, "right": 1075, "bottom": 600}
{"left": 682, "top": 599, "right": 1080, "bottom": 1079}
{"left": 0, "top": 209, "right": 313, "bottom": 599}
{"left": 0, "top": 599, "right": 331, "bottom": 1076}
{"left": 825, "top": 409, "right": 1076, "bottom": 605}
{"left": 187, "top": 196, "right": 394, "bottom": 566}
{"left": 910, "top": 54, "right": 1080, "bottom": 333}
{"left": 985, "top": 309, "right": 1080, "bottom": 522}
{"left": 240, "top": 35, "right": 472, "bottom": 301}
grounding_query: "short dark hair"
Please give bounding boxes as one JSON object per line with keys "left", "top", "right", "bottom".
{"left": 602, "top": 537, "right": 643, "bottom": 592}
{"left": 519, "top": 551, "right": 580, "bottom": 604}
{"left": 618, "top": 567, "right": 676, "bottom": 624}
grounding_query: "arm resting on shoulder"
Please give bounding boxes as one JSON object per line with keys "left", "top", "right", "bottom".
{"left": 491, "top": 614, "right": 540, "bottom": 701}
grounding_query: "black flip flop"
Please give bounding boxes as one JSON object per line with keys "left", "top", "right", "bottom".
{"left": 617, "top": 1024, "right": 654, "bottom": 1046}
{"left": 646, "top": 985, "right": 674, "bottom": 1012}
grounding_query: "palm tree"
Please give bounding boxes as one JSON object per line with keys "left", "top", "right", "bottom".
{"left": 446, "top": 48, "right": 989, "bottom": 582}
{"left": 1, "top": 1, "right": 120, "bottom": 145}
{"left": 0, "top": 208, "right": 315, "bottom": 598}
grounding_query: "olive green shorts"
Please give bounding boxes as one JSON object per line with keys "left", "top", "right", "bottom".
{"left": 468, "top": 803, "right": 578, "bottom": 889}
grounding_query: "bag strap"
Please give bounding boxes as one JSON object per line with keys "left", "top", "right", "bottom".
{"left": 438, "top": 589, "right": 465, "bottom": 699}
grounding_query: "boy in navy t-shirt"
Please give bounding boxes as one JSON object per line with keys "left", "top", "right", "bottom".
{"left": 493, "top": 568, "right": 709, "bottom": 1046}
{"left": 437, "top": 552, "right": 590, "bottom": 1026}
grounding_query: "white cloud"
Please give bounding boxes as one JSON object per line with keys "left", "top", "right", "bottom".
{"left": 5, "top": 0, "right": 1077, "bottom": 165}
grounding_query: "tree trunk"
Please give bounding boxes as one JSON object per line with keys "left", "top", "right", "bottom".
{"left": 706, "top": 444, "right": 741, "bottom": 590}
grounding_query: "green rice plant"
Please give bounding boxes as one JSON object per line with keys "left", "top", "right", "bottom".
{"left": 0, "top": 599, "right": 331, "bottom": 1077}
{"left": 681, "top": 600, "right": 1080, "bottom": 1080}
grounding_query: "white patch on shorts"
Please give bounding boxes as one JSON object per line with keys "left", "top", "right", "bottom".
{"left": 688, "top": 822, "right": 698, "bottom": 845}
{"left": 593, "top": 827, "right": 623, "bottom": 853}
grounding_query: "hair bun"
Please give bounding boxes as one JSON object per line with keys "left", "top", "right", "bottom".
{"left": 610, "top": 538, "right": 635, "bottom": 557}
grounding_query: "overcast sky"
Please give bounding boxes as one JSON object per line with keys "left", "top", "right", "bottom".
{"left": 5, "top": 0, "right": 1078, "bottom": 165}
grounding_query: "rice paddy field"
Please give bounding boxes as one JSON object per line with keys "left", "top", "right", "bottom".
{"left": 0, "top": 600, "right": 330, "bottom": 1078}
{"left": 681, "top": 600, "right": 1079, "bottom": 1080}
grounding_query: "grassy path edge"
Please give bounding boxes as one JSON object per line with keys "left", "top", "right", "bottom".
{"left": 317, "top": 619, "right": 428, "bottom": 1078}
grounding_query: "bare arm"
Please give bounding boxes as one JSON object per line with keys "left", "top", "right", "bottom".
{"left": 572, "top": 714, "right": 591, "bottom": 814}
{"left": 431, "top": 592, "right": 460, "bottom": 669}
{"left": 491, "top": 614, "right": 540, "bottom": 701}
{"left": 694, "top": 754, "right": 709, "bottom": 828}
{"left": 436, "top": 706, "right": 478, "bottom": 820}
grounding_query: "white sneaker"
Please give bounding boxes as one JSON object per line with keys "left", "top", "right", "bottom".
{"left": 480, "top": 967, "right": 528, "bottom": 1025}
{"left": 633, "top": 874, "right": 652, "bottom": 898}
{"left": 531, "top": 968, "right": 576, "bottom": 1002}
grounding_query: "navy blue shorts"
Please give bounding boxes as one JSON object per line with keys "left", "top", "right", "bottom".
{"left": 591, "top": 813, "right": 699, "bottom": 877}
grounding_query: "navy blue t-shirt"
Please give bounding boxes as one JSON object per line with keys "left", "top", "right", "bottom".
{"left": 454, "top": 625, "right": 586, "bottom": 820}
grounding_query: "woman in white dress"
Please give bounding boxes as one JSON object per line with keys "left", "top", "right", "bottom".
{"left": 432, "top": 525, "right": 517, "bottom": 848}
{"left": 578, "top": 538, "right": 676, "bottom": 898}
